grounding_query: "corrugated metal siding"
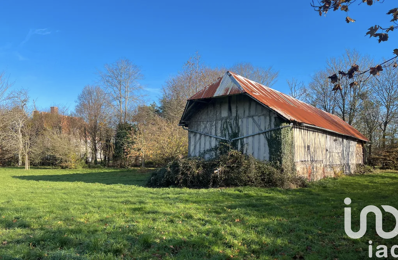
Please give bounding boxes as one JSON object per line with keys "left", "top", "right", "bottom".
{"left": 188, "top": 75, "right": 245, "bottom": 100}
{"left": 293, "top": 127, "right": 363, "bottom": 180}
{"left": 188, "top": 95, "right": 279, "bottom": 161}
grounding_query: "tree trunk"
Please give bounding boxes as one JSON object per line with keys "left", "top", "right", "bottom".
{"left": 18, "top": 150, "right": 22, "bottom": 166}
{"left": 382, "top": 122, "right": 388, "bottom": 148}
{"left": 93, "top": 142, "right": 98, "bottom": 165}
{"left": 84, "top": 126, "right": 89, "bottom": 163}
{"left": 25, "top": 153, "right": 29, "bottom": 170}
{"left": 141, "top": 153, "right": 145, "bottom": 168}
{"left": 368, "top": 134, "right": 373, "bottom": 159}
{"left": 18, "top": 128, "right": 22, "bottom": 166}
{"left": 106, "top": 139, "right": 111, "bottom": 167}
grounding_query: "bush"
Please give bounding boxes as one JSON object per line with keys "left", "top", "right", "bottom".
{"left": 59, "top": 155, "right": 86, "bottom": 169}
{"left": 354, "top": 164, "right": 375, "bottom": 175}
{"left": 367, "top": 145, "right": 398, "bottom": 170}
{"left": 147, "top": 150, "right": 307, "bottom": 189}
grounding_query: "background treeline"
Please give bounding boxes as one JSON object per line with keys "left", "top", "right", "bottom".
{"left": 0, "top": 50, "right": 396, "bottom": 169}
{"left": 290, "top": 50, "right": 398, "bottom": 162}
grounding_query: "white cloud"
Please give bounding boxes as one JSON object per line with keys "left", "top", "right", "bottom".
{"left": 20, "top": 28, "right": 51, "bottom": 46}
{"left": 14, "top": 51, "right": 28, "bottom": 61}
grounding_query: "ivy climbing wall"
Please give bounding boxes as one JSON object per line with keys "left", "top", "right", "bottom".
{"left": 186, "top": 94, "right": 365, "bottom": 180}
{"left": 187, "top": 95, "right": 284, "bottom": 161}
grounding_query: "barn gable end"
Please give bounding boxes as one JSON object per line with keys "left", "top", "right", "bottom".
{"left": 187, "top": 94, "right": 286, "bottom": 161}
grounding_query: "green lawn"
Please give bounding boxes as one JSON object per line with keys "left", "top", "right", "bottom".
{"left": 0, "top": 167, "right": 397, "bottom": 260}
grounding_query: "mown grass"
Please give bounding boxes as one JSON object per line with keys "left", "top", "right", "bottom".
{"left": 0, "top": 167, "right": 397, "bottom": 259}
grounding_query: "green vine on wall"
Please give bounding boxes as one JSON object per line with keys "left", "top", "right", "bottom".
{"left": 198, "top": 114, "right": 243, "bottom": 158}
{"left": 280, "top": 123, "right": 295, "bottom": 175}
{"left": 264, "top": 118, "right": 295, "bottom": 175}
{"left": 197, "top": 114, "right": 296, "bottom": 176}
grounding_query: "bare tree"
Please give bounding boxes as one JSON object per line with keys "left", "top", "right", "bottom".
{"left": 29, "top": 109, "right": 87, "bottom": 168}
{"left": 33, "top": 128, "right": 83, "bottom": 168}
{"left": 371, "top": 63, "right": 398, "bottom": 148}
{"left": 311, "top": 1, "right": 397, "bottom": 46}
{"left": 0, "top": 72, "right": 12, "bottom": 104}
{"left": 387, "top": 118, "right": 398, "bottom": 146}
{"left": 161, "top": 54, "right": 224, "bottom": 122}
{"left": 312, "top": 1, "right": 398, "bottom": 92}
{"left": 0, "top": 90, "right": 39, "bottom": 170}
{"left": 0, "top": 107, "right": 28, "bottom": 167}
{"left": 306, "top": 70, "right": 337, "bottom": 114}
{"left": 306, "top": 51, "right": 373, "bottom": 127}
{"left": 287, "top": 78, "right": 306, "bottom": 100}
{"left": 0, "top": 74, "right": 14, "bottom": 163}
{"left": 314, "top": 50, "right": 372, "bottom": 125}
{"left": 127, "top": 114, "right": 188, "bottom": 167}
{"left": 99, "top": 59, "right": 143, "bottom": 124}
{"left": 358, "top": 99, "right": 381, "bottom": 157}
{"left": 161, "top": 55, "right": 280, "bottom": 123}
{"left": 8, "top": 90, "right": 29, "bottom": 166}
{"left": 75, "top": 85, "right": 108, "bottom": 164}
{"left": 230, "top": 63, "right": 278, "bottom": 87}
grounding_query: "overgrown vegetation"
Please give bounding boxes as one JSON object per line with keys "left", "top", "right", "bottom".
{"left": 368, "top": 144, "right": 398, "bottom": 170}
{"left": 147, "top": 150, "right": 306, "bottom": 189}
{"left": 353, "top": 164, "right": 375, "bottom": 175}
{"left": 127, "top": 113, "right": 188, "bottom": 168}
{"left": 114, "top": 122, "right": 135, "bottom": 167}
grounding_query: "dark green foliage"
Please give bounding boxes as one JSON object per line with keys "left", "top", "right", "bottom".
{"left": 199, "top": 116, "right": 244, "bottom": 159}
{"left": 114, "top": 123, "right": 135, "bottom": 166}
{"left": 220, "top": 115, "right": 243, "bottom": 152}
{"left": 147, "top": 150, "right": 306, "bottom": 189}
{"left": 266, "top": 119, "right": 283, "bottom": 164}
{"left": 354, "top": 164, "right": 375, "bottom": 175}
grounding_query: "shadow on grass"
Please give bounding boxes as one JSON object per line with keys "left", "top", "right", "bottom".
{"left": 4, "top": 173, "right": 398, "bottom": 259}
{"left": 0, "top": 166, "right": 58, "bottom": 170}
{"left": 0, "top": 202, "right": 323, "bottom": 259}
{"left": 356, "top": 173, "right": 398, "bottom": 180}
{"left": 0, "top": 191, "right": 369, "bottom": 260}
{"left": 13, "top": 171, "right": 151, "bottom": 186}
{"left": 3, "top": 225, "right": 240, "bottom": 260}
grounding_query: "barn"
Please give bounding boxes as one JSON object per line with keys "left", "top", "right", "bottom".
{"left": 179, "top": 71, "right": 368, "bottom": 181}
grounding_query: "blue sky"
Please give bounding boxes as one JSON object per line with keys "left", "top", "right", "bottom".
{"left": 0, "top": 0, "right": 397, "bottom": 112}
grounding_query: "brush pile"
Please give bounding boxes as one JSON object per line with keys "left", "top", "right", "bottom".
{"left": 147, "top": 150, "right": 306, "bottom": 189}
{"left": 368, "top": 145, "right": 398, "bottom": 170}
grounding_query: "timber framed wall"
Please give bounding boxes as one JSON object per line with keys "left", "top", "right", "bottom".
{"left": 293, "top": 126, "right": 364, "bottom": 180}
{"left": 187, "top": 95, "right": 283, "bottom": 160}
{"left": 185, "top": 94, "right": 365, "bottom": 181}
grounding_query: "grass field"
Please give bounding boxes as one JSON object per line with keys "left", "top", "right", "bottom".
{"left": 0, "top": 167, "right": 397, "bottom": 260}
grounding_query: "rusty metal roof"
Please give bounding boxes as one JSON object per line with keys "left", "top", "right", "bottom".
{"left": 187, "top": 71, "right": 368, "bottom": 142}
